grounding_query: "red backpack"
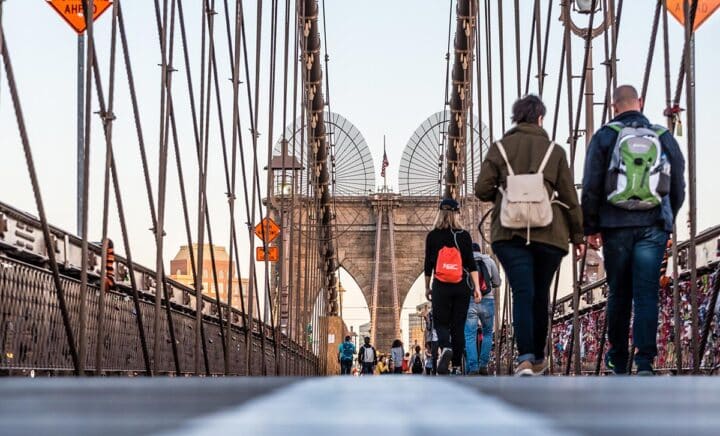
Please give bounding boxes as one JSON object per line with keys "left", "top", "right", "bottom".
{"left": 434, "top": 231, "right": 464, "bottom": 283}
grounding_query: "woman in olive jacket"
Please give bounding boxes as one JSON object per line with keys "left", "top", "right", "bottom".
{"left": 475, "top": 95, "right": 585, "bottom": 376}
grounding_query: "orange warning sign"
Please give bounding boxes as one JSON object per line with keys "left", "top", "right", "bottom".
{"left": 666, "top": 0, "right": 720, "bottom": 31}
{"left": 46, "top": 0, "right": 113, "bottom": 34}
{"left": 256, "top": 246, "right": 279, "bottom": 262}
{"left": 254, "top": 217, "right": 281, "bottom": 243}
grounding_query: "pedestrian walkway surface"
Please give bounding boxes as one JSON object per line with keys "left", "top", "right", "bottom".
{"left": 1, "top": 376, "right": 719, "bottom": 436}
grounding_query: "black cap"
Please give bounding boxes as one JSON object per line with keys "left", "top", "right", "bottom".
{"left": 439, "top": 198, "right": 460, "bottom": 211}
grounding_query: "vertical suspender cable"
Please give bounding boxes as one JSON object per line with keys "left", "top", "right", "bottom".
{"left": 496, "top": 0, "right": 506, "bottom": 133}
{"left": 513, "top": 0, "right": 521, "bottom": 98}
{"left": 683, "top": 0, "right": 699, "bottom": 374}
{"left": 94, "top": 0, "right": 120, "bottom": 374}
{"left": 78, "top": 0, "right": 96, "bottom": 375}
{"left": 660, "top": 0, "right": 683, "bottom": 375}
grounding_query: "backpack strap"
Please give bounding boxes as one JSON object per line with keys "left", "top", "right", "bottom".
{"left": 495, "top": 141, "right": 515, "bottom": 176}
{"left": 537, "top": 142, "right": 556, "bottom": 173}
{"left": 606, "top": 121, "right": 625, "bottom": 133}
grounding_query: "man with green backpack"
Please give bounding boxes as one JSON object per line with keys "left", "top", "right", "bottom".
{"left": 582, "top": 85, "right": 685, "bottom": 375}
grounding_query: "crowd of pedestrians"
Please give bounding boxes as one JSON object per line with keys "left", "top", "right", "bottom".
{"left": 339, "top": 85, "right": 685, "bottom": 377}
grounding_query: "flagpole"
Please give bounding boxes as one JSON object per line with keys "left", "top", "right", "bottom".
{"left": 383, "top": 136, "right": 387, "bottom": 191}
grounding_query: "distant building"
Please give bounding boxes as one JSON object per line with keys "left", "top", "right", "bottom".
{"left": 359, "top": 322, "right": 371, "bottom": 343}
{"left": 408, "top": 312, "right": 424, "bottom": 349}
{"left": 169, "top": 244, "right": 248, "bottom": 311}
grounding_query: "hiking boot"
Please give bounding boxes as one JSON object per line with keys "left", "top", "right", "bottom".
{"left": 478, "top": 366, "right": 489, "bottom": 376}
{"left": 437, "top": 348, "right": 453, "bottom": 375}
{"left": 515, "top": 360, "right": 534, "bottom": 377}
{"left": 532, "top": 359, "right": 547, "bottom": 375}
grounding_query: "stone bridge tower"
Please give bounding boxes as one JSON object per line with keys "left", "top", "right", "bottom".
{"left": 268, "top": 112, "right": 489, "bottom": 353}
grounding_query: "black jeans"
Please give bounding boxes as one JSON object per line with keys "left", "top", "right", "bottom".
{"left": 361, "top": 363, "right": 374, "bottom": 375}
{"left": 493, "top": 238, "right": 565, "bottom": 363}
{"left": 340, "top": 359, "right": 353, "bottom": 375}
{"left": 603, "top": 226, "right": 668, "bottom": 372}
{"left": 432, "top": 283, "right": 471, "bottom": 367}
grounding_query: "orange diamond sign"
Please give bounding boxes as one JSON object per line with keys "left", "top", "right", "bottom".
{"left": 46, "top": 0, "right": 113, "bottom": 34}
{"left": 666, "top": 0, "right": 720, "bottom": 31}
{"left": 254, "top": 218, "right": 281, "bottom": 243}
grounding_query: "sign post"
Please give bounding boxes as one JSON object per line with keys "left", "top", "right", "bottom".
{"left": 45, "top": 0, "right": 113, "bottom": 235}
{"left": 77, "top": 33, "right": 84, "bottom": 236}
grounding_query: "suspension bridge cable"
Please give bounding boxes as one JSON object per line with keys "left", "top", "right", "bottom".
{"left": 77, "top": 0, "right": 97, "bottom": 376}
{"left": 0, "top": 12, "right": 81, "bottom": 376}
{"left": 93, "top": 0, "right": 120, "bottom": 375}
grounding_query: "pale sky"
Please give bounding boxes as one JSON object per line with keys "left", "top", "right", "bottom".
{"left": 2, "top": 1, "right": 719, "bottom": 348}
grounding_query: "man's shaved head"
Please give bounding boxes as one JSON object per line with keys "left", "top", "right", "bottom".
{"left": 612, "top": 85, "right": 642, "bottom": 115}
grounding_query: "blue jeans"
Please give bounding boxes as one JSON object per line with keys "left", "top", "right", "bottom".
{"left": 603, "top": 226, "right": 668, "bottom": 372}
{"left": 464, "top": 298, "right": 495, "bottom": 372}
{"left": 493, "top": 238, "right": 565, "bottom": 364}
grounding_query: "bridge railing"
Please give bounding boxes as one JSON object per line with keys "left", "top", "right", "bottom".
{"left": 0, "top": 201, "right": 319, "bottom": 376}
{"left": 547, "top": 226, "right": 720, "bottom": 375}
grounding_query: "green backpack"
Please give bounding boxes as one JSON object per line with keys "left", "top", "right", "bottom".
{"left": 605, "top": 122, "right": 671, "bottom": 210}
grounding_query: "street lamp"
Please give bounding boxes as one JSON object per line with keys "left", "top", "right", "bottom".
{"left": 574, "top": 0, "right": 600, "bottom": 14}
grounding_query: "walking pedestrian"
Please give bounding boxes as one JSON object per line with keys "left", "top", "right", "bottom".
{"left": 423, "top": 342, "right": 434, "bottom": 375}
{"left": 358, "top": 336, "right": 377, "bottom": 375}
{"left": 582, "top": 85, "right": 685, "bottom": 375}
{"left": 465, "top": 242, "right": 501, "bottom": 376}
{"left": 390, "top": 339, "right": 404, "bottom": 374}
{"left": 337, "top": 335, "right": 356, "bottom": 375}
{"left": 424, "top": 309, "right": 439, "bottom": 374}
{"left": 475, "top": 94, "right": 585, "bottom": 376}
{"left": 424, "top": 198, "right": 483, "bottom": 375}
{"left": 410, "top": 345, "right": 424, "bottom": 374}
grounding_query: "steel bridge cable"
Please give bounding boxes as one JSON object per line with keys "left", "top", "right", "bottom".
{"left": 661, "top": 0, "right": 684, "bottom": 374}
{"left": 600, "top": 0, "right": 623, "bottom": 125}
{"left": 77, "top": 0, "right": 97, "bottom": 376}
{"left": 539, "top": 0, "right": 554, "bottom": 97}
{"left": 496, "top": 0, "right": 507, "bottom": 133}
{"left": 566, "top": 0, "right": 600, "bottom": 376}
{"left": 93, "top": 0, "right": 120, "bottom": 375}
{"left": 0, "top": 16, "right": 81, "bottom": 376}
{"left": 513, "top": 0, "right": 521, "bottom": 98}
{"left": 640, "top": 2, "right": 663, "bottom": 106}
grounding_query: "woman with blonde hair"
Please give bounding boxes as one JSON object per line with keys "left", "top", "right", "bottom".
{"left": 424, "top": 198, "right": 482, "bottom": 374}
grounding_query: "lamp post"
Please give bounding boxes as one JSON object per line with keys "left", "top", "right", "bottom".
{"left": 560, "top": 0, "right": 614, "bottom": 147}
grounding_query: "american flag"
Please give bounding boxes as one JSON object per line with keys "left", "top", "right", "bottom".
{"left": 380, "top": 149, "right": 389, "bottom": 178}
{"left": 381, "top": 137, "right": 389, "bottom": 178}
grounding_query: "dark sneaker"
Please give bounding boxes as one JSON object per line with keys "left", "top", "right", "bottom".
{"left": 450, "top": 367, "right": 463, "bottom": 376}
{"left": 465, "top": 369, "right": 480, "bottom": 376}
{"left": 605, "top": 355, "right": 627, "bottom": 375}
{"left": 515, "top": 360, "right": 534, "bottom": 376}
{"left": 437, "top": 348, "right": 453, "bottom": 375}
{"left": 478, "top": 366, "right": 489, "bottom": 376}
{"left": 636, "top": 363, "right": 655, "bottom": 376}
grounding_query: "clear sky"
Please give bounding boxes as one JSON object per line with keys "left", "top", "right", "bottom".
{"left": 2, "top": 1, "right": 719, "bottom": 347}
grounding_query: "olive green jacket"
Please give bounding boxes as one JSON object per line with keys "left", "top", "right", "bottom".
{"left": 474, "top": 123, "right": 584, "bottom": 252}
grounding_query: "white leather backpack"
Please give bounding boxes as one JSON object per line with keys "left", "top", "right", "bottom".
{"left": 495, "top": 141, "right": 557, "bottom": 244}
